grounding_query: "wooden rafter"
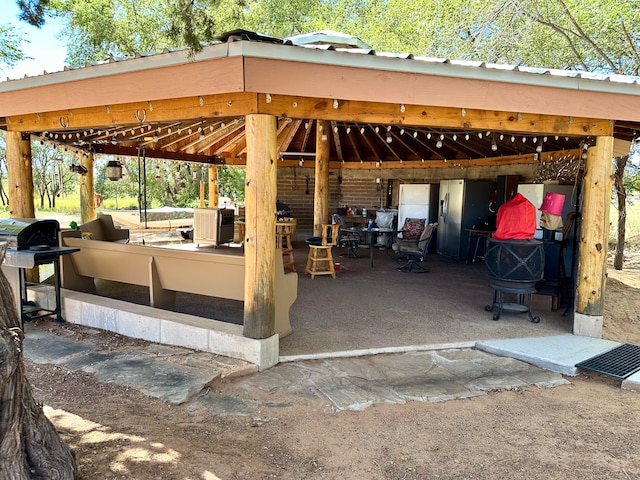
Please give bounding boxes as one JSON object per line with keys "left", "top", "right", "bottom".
{"left": 331, "top": 121, "right": 344, "bottom": 163}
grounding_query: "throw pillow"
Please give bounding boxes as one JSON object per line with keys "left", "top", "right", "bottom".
{"left": 402, "top": 217, "right": 426, "bottom": 240}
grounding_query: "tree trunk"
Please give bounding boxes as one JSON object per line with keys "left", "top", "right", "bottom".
{"left": 613, "top": 156, "right": 627, "bottom": 270}
{"left": 0, "top": 246, "right": 77, "bottom": 479}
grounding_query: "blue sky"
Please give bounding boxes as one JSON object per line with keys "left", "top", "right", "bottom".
{"left": 1, "top": 0, "right": 67, "bottom": 80}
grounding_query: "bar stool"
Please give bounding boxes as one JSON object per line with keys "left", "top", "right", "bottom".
{"left": 276, "top": 220, "right": 297, "bottom": 272}
{"left": 305, "top": 223, "right": 339, "bottom": 279}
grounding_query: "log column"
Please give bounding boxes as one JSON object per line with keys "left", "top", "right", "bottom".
{"left": 243, "top": 114, "right": 277, "bottom": 339}
{"left": 6, "top": 132, "right": 34, "bottom": 218}
{"left": 574, "top": 136, "right": 614, "bottom": 337}
{"left": 208, "top": 165, "right": 219, "bottom": 208}
{"left": 313, "top": 120, "right": 330, "bottom": 236}
{"left": 80, "top": 152, "right": 96, "bottom": 223}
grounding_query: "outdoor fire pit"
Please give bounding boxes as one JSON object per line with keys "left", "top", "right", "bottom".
{"left": 484, "top": 238, "right": 545, "bottom": 323}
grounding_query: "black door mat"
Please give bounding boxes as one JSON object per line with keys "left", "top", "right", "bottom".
{"left": 575, "top": 343, "right": 640, "bottom": 380}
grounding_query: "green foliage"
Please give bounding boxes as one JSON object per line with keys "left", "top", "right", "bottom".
{"left": 49, "top": 0, "right": 177, "bottom": 64}
{"left": 218, "top": 166, "right": 245, "bottom": 203}
{"left": 0, "top": 23, "right": 27, "bottom": 70}
{"left": 16, "top": 0, "right": 51, "bottom": 27}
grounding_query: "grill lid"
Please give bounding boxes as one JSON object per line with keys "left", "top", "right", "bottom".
{"left": 0, "top": 218, "right": 60, "bottom": 250}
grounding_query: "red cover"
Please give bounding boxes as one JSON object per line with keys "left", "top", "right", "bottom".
{"left": 493, "top": 193, "right": 536, "bottom": 240}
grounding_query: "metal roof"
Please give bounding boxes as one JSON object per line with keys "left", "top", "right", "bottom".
{"left": 1, "top": 30, "right": 639, "bottom": 166}
{"left": 3, "top": 29, "right": 640, "bottom": 91}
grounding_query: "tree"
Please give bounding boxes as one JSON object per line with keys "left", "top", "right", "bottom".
{"left": 30, "top": 143, "right": 76, "bottom": 209}
{"left": 0, "top": 133, "right": 11, "bottom": 205}
{"left": 0, "top": 246, "right": 77, "bottom": 479}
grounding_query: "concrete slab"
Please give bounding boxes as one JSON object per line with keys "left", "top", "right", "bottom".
{"left": 215, "top": 349, "right": 570, "bottom": 413}
{"left": 476, "top": 334, "right": 621, "bottom": 376}
{"left": 622, "top": 370, "right": 640, "bottom": 392}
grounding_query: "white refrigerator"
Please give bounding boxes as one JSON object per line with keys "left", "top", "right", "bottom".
{"left": 516, "top": 183, "right": 578, "bottom": 240}
{"left": 397, "top": 184, "right": 438, "bottom": 233}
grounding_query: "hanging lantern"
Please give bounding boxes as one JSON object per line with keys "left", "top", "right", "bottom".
{"left": 106, "top": 160, "right": 123, "bottom": 181}
{"left": 155, "top": 165, "right": 161, "bottom": 179}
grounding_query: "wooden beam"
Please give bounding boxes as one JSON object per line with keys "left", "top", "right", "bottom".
{"left": 257, "top": 94, "right": 613, "bottom": 137}
{"left": 6, "top": 132, "right": 35, "bottom": 218}
{"left": 5, "top": 92, "right": 259, "bottom": 133}
{"left": 575, "top": 136, "right": 614, "bottom": 336}
{"left": 218, "top": 148, "right": 580, "bottom": 169}
{"left": 243, "top": 114, "right": 277, "bottom": 340}
{"left": 93, "top": 145, "right": 222, "bottom": 164}
{"left": 314, "top": 120, "right": 331, "bottom": 236}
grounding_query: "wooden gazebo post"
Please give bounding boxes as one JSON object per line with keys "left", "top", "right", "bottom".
{"left": 313, "top": 120, "right": 330, "bottom": 236}
{"left": 574, "top": 136, "right": 614, "bottom": 337}
{"left": 243, "top": 114, "right": 277, "bottom": 339}
{"left": 79, "top": 152, "right": 96, "bottom": 223}
{"left": 6, "top": 132, "right": 35, "bottom": 219}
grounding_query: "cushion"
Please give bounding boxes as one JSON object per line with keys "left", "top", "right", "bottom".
{"left": 375, "top": 210, "right": 395, "bottom": 229}
{"left": 401, "top": 218, "right": 426, "bottom": 240}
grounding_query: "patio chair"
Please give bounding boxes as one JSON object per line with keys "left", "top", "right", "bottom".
{"left": 80, "top": 215, "right": 129, "bottom": 243}
{"left": 332, "top": 213, "right": 361, "bottom": 258}
{"left": 392, "top": 222, "right": 437, "bottom": 273}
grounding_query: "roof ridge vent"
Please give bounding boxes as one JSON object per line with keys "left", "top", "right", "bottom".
{"left": 285, "top": 30, "right": 372, "bottom": 50}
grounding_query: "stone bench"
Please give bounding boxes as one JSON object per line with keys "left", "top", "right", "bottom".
{"left": 60, "top": 231, "right": 297, "bottom": 336}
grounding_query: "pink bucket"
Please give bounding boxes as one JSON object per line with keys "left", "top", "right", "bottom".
{"left": 539, "top": 192, "right": 565, "bottom": 216}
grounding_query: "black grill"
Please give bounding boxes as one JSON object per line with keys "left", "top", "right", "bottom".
{"left": 575, "top": 343, "right": 640, "bottom": 380}
{"left": 0, "top": 218, "right": 60, "bottom": 250}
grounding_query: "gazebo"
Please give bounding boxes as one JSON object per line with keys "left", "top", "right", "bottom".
{"left": 2, "top": 30, "right": 638, "bottom": 368}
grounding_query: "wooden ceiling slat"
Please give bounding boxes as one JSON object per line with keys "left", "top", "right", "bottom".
{"left": 198, "top": 120, "right": 245, "bottom": 155}
{"left": 331, "top": 121, "right": 344, "bottom": 163}
{"left": 345, "top": 123, "right": 363, "bottom": 163}
{"left": 360, "top": 125, "right": 384, "bottom": 161}
{"left": 277, "top": 118, "right": 302, "bottom": 154}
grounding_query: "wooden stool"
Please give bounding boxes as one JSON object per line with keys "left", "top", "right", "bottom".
{"left": 305, "top": 223, "right": 339, "bottom": 279}
{"left": 276, "top": 220, "right": 297, "bottom": 272}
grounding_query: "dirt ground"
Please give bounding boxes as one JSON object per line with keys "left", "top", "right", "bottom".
{"left": 24, "top": 243, "right": 640, "bottom": 480}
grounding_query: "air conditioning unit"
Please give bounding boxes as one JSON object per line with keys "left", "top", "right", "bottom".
{"left": 193, "top": 208, "right": 235, "bottom": 246}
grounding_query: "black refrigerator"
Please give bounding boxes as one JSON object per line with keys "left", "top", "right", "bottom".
{"left": 437, "top": 179, "right": 495, "bottom": 260}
